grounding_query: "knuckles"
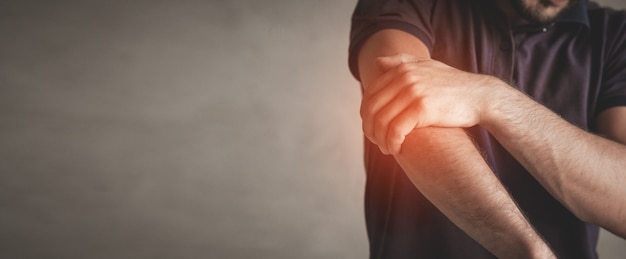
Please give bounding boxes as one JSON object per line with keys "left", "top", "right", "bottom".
{"left": 373, "top": 113, "right": 389, "bottom": 138}
{"left": 387, "top": 121, "right": 405, "bottom": 141}
{"left": 396, "top": 62, "right": 415, "bottom": 74}
{"left": 360, "top": 99, "right": 376, "bottom": 119}
{"left": 360, "top": 60, "right": 433, "bottom": 153}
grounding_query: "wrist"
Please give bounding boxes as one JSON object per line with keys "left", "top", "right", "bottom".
{"left": 477, "top": 76, "right": 517, "bottom": 131}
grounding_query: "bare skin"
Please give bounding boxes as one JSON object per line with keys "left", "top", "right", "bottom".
{"left": 356, "top": 0, "right": 626, "bottom": 256}
{"left": 366, "top": 51, "right": 626, "bottom": 237}
{"left": 358, "top": 29, "right": 556, "bottom": 258}
{"left": 360, "top": 0, "right": 626, "bottom": 238}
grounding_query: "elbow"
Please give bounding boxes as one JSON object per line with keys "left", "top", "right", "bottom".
{"left": 596, "top": 205, "right": 626, "bottom": 239}
{"left": 563, "top": 193, "right": 626, "bottom": 239}
{"left": 561, "top": 189, "right": 603, "bottom": 224}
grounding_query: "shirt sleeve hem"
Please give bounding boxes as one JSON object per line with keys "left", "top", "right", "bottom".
{"left": 348, "top": 21, "right": 433, "bottom": 81}
{"left": 597, "top": 96, "right": 626, "bottom": 113}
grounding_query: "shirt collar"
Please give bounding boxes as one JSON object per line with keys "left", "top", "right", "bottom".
{"left": 555, "top": 0, "right": 590, "bottom": 28}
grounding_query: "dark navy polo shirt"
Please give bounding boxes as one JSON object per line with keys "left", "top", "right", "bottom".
{"left": 348, "top": 0, "right": 626, "bottom": 258}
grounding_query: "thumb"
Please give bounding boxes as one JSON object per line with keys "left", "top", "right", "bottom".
{"left": 376, "top": 53, "right": 427, "bottom": 72}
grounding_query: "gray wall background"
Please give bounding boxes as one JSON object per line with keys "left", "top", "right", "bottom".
{"left": 0, "top": 0, "right": 623, "bottom": 258}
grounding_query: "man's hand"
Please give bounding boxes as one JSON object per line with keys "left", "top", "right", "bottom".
{"left": 360, "top": 53, "right": 496, "bottom": 155}
{"left": 356, "top": 29, "right": 558, "bottom": 257}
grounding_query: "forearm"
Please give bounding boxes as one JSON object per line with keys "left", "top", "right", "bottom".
{"left": 357, "top": 29, "right": 554, "bottom": 257}
{"left": 482, "top": 79, "right": 626, "bottom": 237}
{"left": 394, "top": 127, "right": 553, "bottom": 258}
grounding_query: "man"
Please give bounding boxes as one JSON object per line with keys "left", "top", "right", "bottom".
{"left": 348, "top": 0, "right": 626, "bottom": 258}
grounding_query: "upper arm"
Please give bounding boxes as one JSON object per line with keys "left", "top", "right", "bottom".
{"left": 597, "top": 106, "right": 626, "bottom": 145}
{"left": 357, "top": 29, "right": 430, "bottom": 89}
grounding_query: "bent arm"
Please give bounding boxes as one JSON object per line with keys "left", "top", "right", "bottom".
{"left": 482, "top": 87, "right": 626, "bottom": 237}
{"left": 357, "top": 29, "right": 554, "bottom": 258}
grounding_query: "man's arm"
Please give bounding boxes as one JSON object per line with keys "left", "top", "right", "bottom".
{"left": 365, "top": 38, "right": 626, "bottom": 237}
{"left": 481, "top": 88, "right": 626, "bottom": 237}
{"left": 357, "top": 29, "right": 555, "bottom": 258}
{"left": 598, "top": 107, "right": 626, "bottom": 143}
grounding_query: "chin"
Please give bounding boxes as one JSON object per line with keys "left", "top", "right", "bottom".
{"left": 513, "top": 0, "right": 577, "bottom": 24}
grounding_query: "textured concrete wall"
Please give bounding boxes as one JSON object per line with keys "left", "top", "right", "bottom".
{"left": 0, "top": 0, "right": 623, "bottom": 258}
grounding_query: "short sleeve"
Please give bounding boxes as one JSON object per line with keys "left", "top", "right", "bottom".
{"left": 348, "top": 0, "right": 436, "bottom": 81}
{"left": 597, "top": 10, "right": 626, "bottom": 114}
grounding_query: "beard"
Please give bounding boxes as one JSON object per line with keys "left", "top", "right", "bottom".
{"left": 510, "top": 0, "right": 579, "bottom": 25}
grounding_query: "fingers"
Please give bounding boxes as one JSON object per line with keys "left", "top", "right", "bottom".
{"left": 361, "top": 68, "right": 417, "bottom": 146}
{"left": 361, "top": 66, "right": 402, "bottom": 142}
{"left": 362, "top": 70, "right": 428, "bottom": 154}
{"left": 361, "top": 53, "right": 431, "bottom": 154}
{"left": 376, "top": 53, "right": 427, "bottom": 72}
{"left": 366, "top": 55, "right": 430, "bottom": 97}
{"left": 376, "top": 55, "right": 404, "bottom": 72}
{"left": 361, "top": 56, "right": 480, "bottom": 154}
{"left": 386, "top": 103, "right": 425, "bottom": 154}
{"left": 363, "top": 61, "right": 411, "bottom": 99}
{"left": 372, "top": 86, "right": 423, "bottom": 154}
